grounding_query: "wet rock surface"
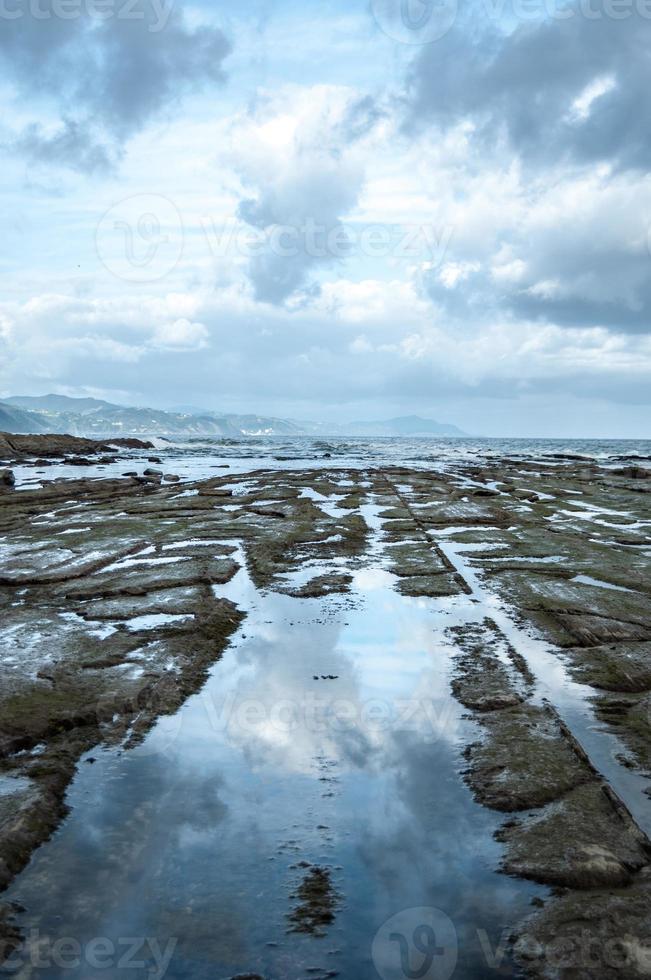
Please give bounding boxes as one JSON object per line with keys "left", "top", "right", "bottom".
{"left": 0, "top": 454, "right": 649, "bottom": 976}
{"left": 463, "top": 703, "right": 595, "bottom": 811}
{"left": 287, "top": 866, "right": 339, "bottom": 936}
{"left": 450, "top": 618, "right": 534, "bottom": 711}
{"left": 0, "top": 431, "right": 152, "bottom": 460}
{"left": 513, "top": 869, "right": 651, "bottom": 978}
{"left": 379, "top": 461, "right": 651, "bottom": 977}
{"left": 497, "top": 782, "right": 649, "bottom": 888}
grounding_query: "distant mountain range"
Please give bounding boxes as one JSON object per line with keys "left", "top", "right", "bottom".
{"left": 0, "top": 395, "right": 466, "bottom": 439}
{"left": 0, "top": 401, "right": 50, "bottom": 434}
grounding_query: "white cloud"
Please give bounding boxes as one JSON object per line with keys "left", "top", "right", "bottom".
{"left": 438, "top": 261, "right": 481, "bottom": 289}
{"left": 153, "top": 318, "right": 209, "bottom": 350}
{"left": 568, "top": 74, "right": 617, "bottom": 123}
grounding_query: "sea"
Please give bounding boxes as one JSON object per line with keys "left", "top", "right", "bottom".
{"left": 12, "top": 434, "right": 651, "bottom": 489}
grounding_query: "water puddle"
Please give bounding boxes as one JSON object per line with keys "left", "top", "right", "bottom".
{"left": 570, "top": 574, "right": 636, "bottom": 593}
{"left": 0, "top": 774, "right": 32, "bottom": 798}
{"left": 3, "top": 501, "right": 540, "bottom": 979}
{"left": 123, "top": 613, "right": 195, "bottom": 631}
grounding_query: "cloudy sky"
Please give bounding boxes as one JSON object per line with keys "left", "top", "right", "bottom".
{"left": 1, "top": 0, "right": 650, "bottom": 436}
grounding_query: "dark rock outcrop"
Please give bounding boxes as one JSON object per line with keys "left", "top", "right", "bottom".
{"left": 0, "top": 432, "right": 153, "bottom": 461}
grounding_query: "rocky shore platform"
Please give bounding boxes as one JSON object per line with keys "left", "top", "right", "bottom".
{"left": 0, "top": 451, "right": 649, "bottom": 976}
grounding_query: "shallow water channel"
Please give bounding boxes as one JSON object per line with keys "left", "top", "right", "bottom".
{"left": 1, "top": 499, "right": 551, "bottom": 980}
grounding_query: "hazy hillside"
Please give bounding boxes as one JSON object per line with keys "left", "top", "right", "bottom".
{"left": 0, "top": 402, "right": 49, "bottom": 434}
{"left": 341, "top": 415, "right": 465, "bottom": 437}
{"left": 4, "top": 396, "right": 240, "bottom": 438}
{"left": 7, "top": 394, "right": 114, "bottom": 415}
{"left": 292, "top": 415, "right": 466, "bottom": 437}
{"left": 1, "top": 395, "right": 466, "bottom": 438}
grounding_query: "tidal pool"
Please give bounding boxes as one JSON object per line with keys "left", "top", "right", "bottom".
{"left": 2, "top": 544, "right": 540, "bottom": 979}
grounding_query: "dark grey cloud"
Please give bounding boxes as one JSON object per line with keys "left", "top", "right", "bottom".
{"left": 1, "top": 0, "right": 231, "bottom": 171}
{"left": 235, "top": 94, "right": 382, "bottom": 305}
{"left": 336, "top": 94, "right": 388, "bottom": 144}
{"left": 236, "top": 233, "right": 345, "bottom": 305}
{"left": 408, "top": 5, "right": 651, "bottom": 171}
{"left": 79, "top": 6, "right": 230, "bottom": 138}
{"left": 510, "top": 255, "right": 651, "bottom": 331}
{"left": 425, "top": 254, "right": 651, "bottom": 335}
{"left": 14, "top": 118, "right": 115, "bottom": 173}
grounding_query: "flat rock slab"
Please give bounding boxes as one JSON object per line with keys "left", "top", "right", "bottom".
{"left": 562, "top": 641, "right": 651, "bottom": 693}
{"left": 464, "top": 704, "right": 594, "bottom": 811}
{"left": 449, "top": 619, "right": 533, "bottom": 712}
{"left": 397, "top": 573, "right": 470, "bottom": 598}
{"left": 514, "top": 869, "right": 651, "bottom": 979}
{"left": 498, "top": 782, "right": 650, "bottom": 888}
